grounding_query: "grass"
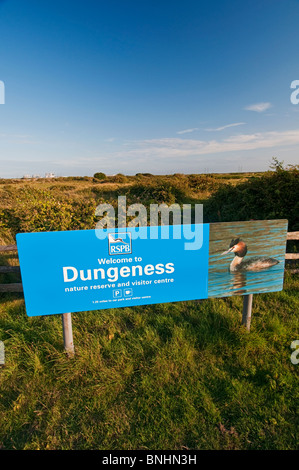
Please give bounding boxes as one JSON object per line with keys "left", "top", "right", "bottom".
{"left": 0, "top": 270, "right": 298, "bottom": 450}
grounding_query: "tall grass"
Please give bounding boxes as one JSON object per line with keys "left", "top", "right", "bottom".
{"left": 0, "top": 270, "right": 298, "bottom": 450}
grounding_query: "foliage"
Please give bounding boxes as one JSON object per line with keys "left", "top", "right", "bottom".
{"left": 108, "top": 173, "right": 129, "bottom": 184}
{"left": 203, "top": 165, "right": 299, "bottom": 231}
{"left": 188, "top": 174, "right": 222, "bottom": 191}
{"left": 123, "top": 181, "right": 188, "bottom": 206}
{"left": 0, "top": 166, "right": 297, "bottom": 238}
{"left": 1, "top": 188, "right": 97, "bottom": 237}
{"left": 93, "top": 172, "right": 106, "bottom": 181}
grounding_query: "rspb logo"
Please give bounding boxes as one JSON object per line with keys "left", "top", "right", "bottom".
{"left": 108, "top": 232, "right": 132, "bottom": 255}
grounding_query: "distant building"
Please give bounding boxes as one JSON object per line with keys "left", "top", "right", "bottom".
{"left": 22, "top": 173, "right": 56, "bottom": 179}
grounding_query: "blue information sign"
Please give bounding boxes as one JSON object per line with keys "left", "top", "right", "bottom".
{"left": 17, "top": 225, "right": 210, "bottom": 317}
{"left": 16, "top": 219, "right": 287, "bottom": 317}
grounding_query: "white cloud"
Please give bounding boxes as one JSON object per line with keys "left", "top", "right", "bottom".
{"left": 177, "top": 127, "right": 199, "bottom": 135}
{"left": 12, "top": 128, "right": 296, "bottom": 177}
{"left": 177, "top": 122, "right": 246, "bottom": 134}
{"left": 244, "top": 102, "right": 272, "bottom": 112}
{"left": 119, "top": 129, "right": 299, "bottom": 159}
{"left": 205, "top": 122, "right": 246, "bottom": 131}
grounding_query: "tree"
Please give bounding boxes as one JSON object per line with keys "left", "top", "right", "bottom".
{"left": 93, "top": 172, "right": 106, "bottom": 180}
{"left": 269, "top": 157, "right": 284, "bottom": 172}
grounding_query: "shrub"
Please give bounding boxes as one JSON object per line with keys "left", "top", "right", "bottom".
{"left": 93, "top": 172, "right": 106, "bottom": 181}
{"left": 188, "top": 174, "right": 222, "bottom": 192}
{"left": 2, "top": 188, "right": 97, "bottom": 238}
{"left": 203, "top": 165, "right": 299, "bottom": 231}
{"left": 108, "top": 174, "right": 128, "bottom": 183}
{"left": 123, "top": 182, "right": 187, "bottom": 206}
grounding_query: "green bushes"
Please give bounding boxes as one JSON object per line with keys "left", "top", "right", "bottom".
{"left": 123, "top": 181, "right": 187, "bottom": 206}
{"left": 203, "top": 165, "right": 299, "bottom": 231}
{"left": 135, "top": 173, "right": 153, "bottom": 177}
{"left": 108, "top": 173, "right": 129, "bottom": 184}
{"left": 1, "top": 188, "right": 97, "bottom": 238}
{"left": 0, "top": 164, "right": 297, "bottom": 239}
{"left": 93, "top": 172, "right": 106, "bottom": 181}
{"left": 188, "top": 174, "right": 222, "bottom": 192}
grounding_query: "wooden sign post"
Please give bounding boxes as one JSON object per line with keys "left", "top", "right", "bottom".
{"left": 242, "top": 294, "right": 253, "bottom": 331}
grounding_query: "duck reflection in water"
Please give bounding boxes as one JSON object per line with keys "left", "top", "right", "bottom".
{"left": 231, "top": 271, "right": 247, "bottom": 294}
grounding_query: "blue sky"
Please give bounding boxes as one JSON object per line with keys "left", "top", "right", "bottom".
{"left": 0, "top": 0, "right": 299, "bottom": 177}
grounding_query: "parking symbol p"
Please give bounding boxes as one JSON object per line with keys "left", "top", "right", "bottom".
{"left": 113, "top": 289, "right": 122, "bottom": 298}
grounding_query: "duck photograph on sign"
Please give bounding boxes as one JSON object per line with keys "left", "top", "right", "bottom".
{"left": 208, "top": 219, "right": 288, "bottom": 298}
